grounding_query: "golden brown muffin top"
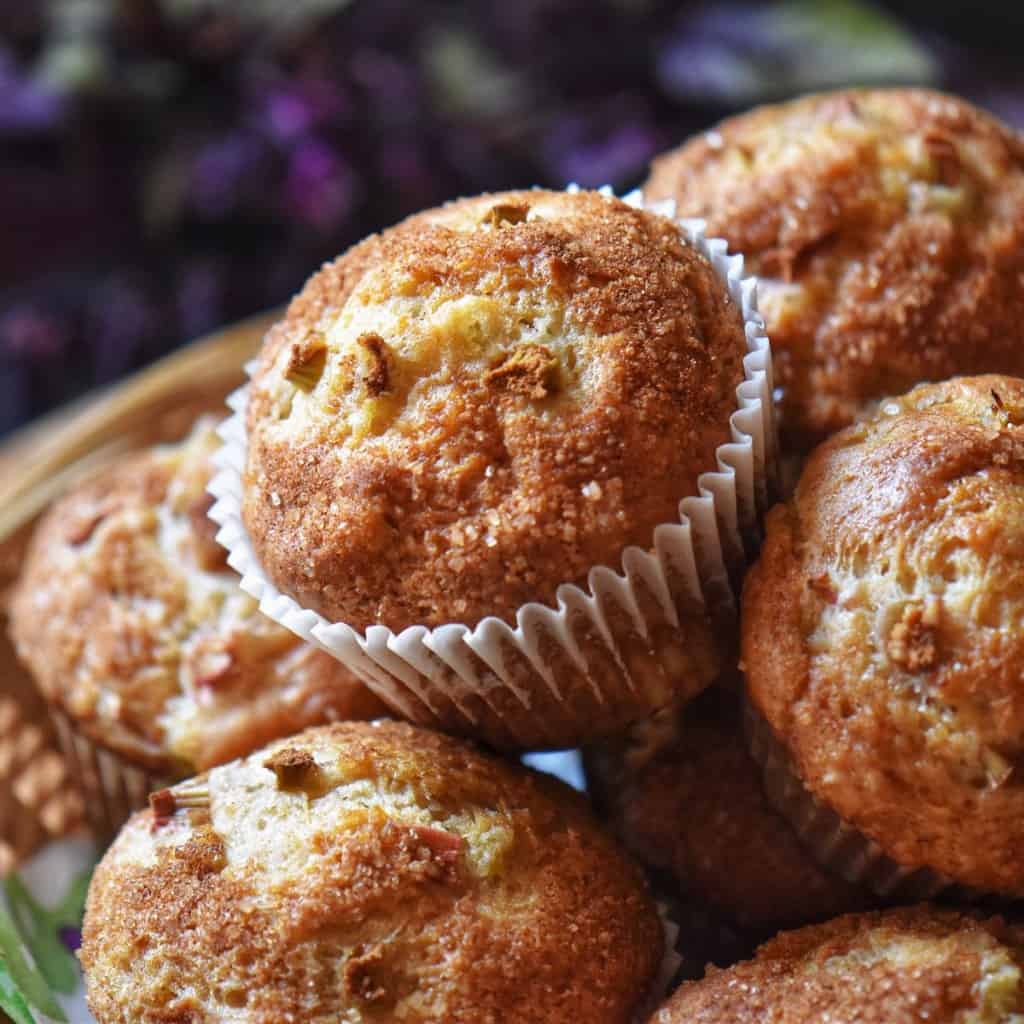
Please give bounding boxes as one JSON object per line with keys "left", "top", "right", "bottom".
{"left": 81, "top": 720, "right": 663, "bottom": 1024}
{"left": 9, "top": 421, "right": 386, "bottom": 776}
{"left": 243, "top": 188, "right": 748, "bottom": 630}
{"left": 652, "top": 906, "right": 1024, "bottom": 1023}
{"left": 645, "top": 88, "right": 1024, "bottom": 452}
{"left": 586, "top": 688, "right": 870, "bottom": 933}
{"left": 743, "top": 375, "right": 1024, "bottom": 894}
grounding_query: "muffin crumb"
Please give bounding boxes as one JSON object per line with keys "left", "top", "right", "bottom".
{"left": 481, "top": 201, "right": 530, "bottom": 226}
{"left": 174, "top": 826, "right": 226, "bottom": 877}
{"left": 357, "top": 332, "right": 393, "bottom": 396}
{"left": 808, "top": 572, "right": 837, "bottom": 604}
{"left": 652, "top": 907, "right": 1024, "bottom": 1023}
{"left": 263, "top": 747, "right": 324, "bottom": 795}
{"left": 887, "top": 600, "right": 940, "bottom": 671}
{"left": 485, "top": 343, "right": 560, "bottom": 399}
{"left": 285, "top": 331, "right": 328, "bottom": 392}
{"left": 344, "top": 944, "right": 388, "bottom": 1003}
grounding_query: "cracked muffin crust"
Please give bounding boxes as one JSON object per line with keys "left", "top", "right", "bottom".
{"left": 243, "top": 188, "right": 748, "bottom": 631}
{"left": 651, "top": 906, "right": 1024, "bottom": 1023}
{"left": 81, "top": 720, "right": 664, "bottom": 1024}
{"left": 645, "top": 88, "right": 1024, "bottom": 452}
{"left": 743, "top": 376, "right": 1024, "bottom": 895}
{"left": 9, "top": 420, "right": 386, "bottom": 777}
{"left": 585, "top": 687, "right": 870, "bottom": 935}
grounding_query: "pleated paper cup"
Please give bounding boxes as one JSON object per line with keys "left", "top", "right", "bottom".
{"left": 742, "top": 696, "right": 966, "bottom": 903}
{"left": 210, "top": 190, "right": 776, "bottom": 751}
{"left": 49, "top": 710, "right": 172, "bottom": 842}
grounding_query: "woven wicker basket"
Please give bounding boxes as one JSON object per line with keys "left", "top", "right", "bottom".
{"left": 0, "top": 312, "right": 272, "bottom": 878}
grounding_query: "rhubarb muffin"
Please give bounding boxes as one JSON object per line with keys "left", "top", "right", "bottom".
{"left": 81, "top": 720, "right": 664, "bottom": 1024}
{"left": 236, "top": 187, "right": 765, "bottom": 748}
{"left": 645, "top": 88, "right": 1024, "bottom": 452}
{"left": 743, "top": 375, "right": 1024, "bottom": 897}
{"left": 650, "top": 906, "right": 1024, "bottom": 1023}
{"left": 9, "top": 419, "right": 386, "bottom": 788}
{"left": 585, "top": 687, "right": 870, "bottom": 938}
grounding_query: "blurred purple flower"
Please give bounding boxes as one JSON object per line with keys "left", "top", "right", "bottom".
{"left": 440, "top": 130, "right": 509, "bottom": 195}
{"left": 951, "top": 82, "right": 1024, "bottom": 130}
{"left": 0, "top": 0, "right": 1021, "bottom": 441}
{"left": 283, "top": 140, "right": 356, "bottom": 232}
{"left": 542, "top": 100, "right": 660, "bottom": 188}
{"left": 657, "top": 16, "right": 764, "bottom": 106}
{"left": 0, "top": 364, "right": 30, "bottom": 435}
{"left": 259, "top": 79, "right": 352, "bottom": 146}
{"left": 350, "top": 49, "right": 423, "bottom": 123}
{"left": 85, "top": 276, "right": 158, "bottom": 383}
{"left": 58, "top": 926, "right": 82, "bottom": 953}
{"left": 264, "top": 89, "right": 314, "bottom": 143}
{"left": 377, "top": 139, "right": 441, "bottom": 208}
{"left": 0, "top": 307, "right": 67, "bottom": 360}
{"left": 0, "top": 49, "right": 64, "bottom": 137}
{"left": 190, "top": 134, "right": 267, "bottom": 220}
{"left": 177, "top": 262, "right": 225, "bottom": 341}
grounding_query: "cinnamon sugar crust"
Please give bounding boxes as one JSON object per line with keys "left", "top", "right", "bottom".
{"left": 652, "top": 907, "right": 1024, "bottom": 1023}
{"left": 9, "top": 421, "right": 386, "bottom": 776}
{"left": 645, "top": 88, "right": 1024, "bottom": 452}
{"left": 81, "top": 720, "right": 663, "bottom": 1024}
{"left": 585, "top": 688, "right": 870, "bottom": 934}
{"left": 743, "top": 376, "right": 1024, "bottom": 894}
{"left": 243, "top": 188, "right": 747, "bottom": 629}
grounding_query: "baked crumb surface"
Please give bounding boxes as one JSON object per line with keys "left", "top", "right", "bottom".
{"left": 652, "top": 907, "right": 1024, "bottom": 1023}
{"left": 81, "top": 720, "right": 663, "bottom": 1024}
{"left": 244, "top": 188, "right": 747, "bottom": 629}
{"left": 743, "top": 375, "right": 1024, "bottom": 893}
{"left": 646, "top": 88, "right": 1024, "bottom": 451}
{"left": 9, "top": 422, "right": 386, "bottom": 774}
{"left": 585, "top": 689, "right": 870, "bottom": 933}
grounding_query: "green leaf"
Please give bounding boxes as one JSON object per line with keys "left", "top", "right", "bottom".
{"left": 54, "top": 867, "right": 94, "bottom": 927}
{"left": 0, "top": 961, "right": 38, "bottom": 1024}
{"left": 0, "top": 907, "right": 66, "bottom": 1021}
{"left": 4, "top": 877, "right": 78, "bottom": 995}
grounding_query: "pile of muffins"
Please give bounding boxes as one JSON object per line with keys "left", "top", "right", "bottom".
{"left": 9, "top": 86, "right": 1024, "bottom": 1022}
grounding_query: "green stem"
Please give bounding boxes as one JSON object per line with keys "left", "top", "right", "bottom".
{"left": 0, "top": 906, "right": 67, "bottom": 1021}
{"left": 4, "top": 877, "right": 78, "bottom": 995}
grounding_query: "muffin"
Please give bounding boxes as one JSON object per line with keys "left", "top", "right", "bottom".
{"left": 81, "top": 720, "right": 664, "bottom": 1024}
{"left": 9, "top": 420, "right": 386, "bottom": 830}
{"left": 650, "top": 906, "right": 1024, "bottom": 1023}
{"left": 743, "top": 375, "right": 1024, "bottom": 897}
{"left": 216, "top": 187, "right": 773, "bottom": 750}
{"left": 644, "top": 88, "right": 1024, "bottom": 453}
{"left": 585, "top": 687, "right": 871, "bottom": 939}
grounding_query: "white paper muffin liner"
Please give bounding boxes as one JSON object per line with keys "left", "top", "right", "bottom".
{"left": 741, "top": 696, "right": 967, "bottom": 903}
{"left": 208, "top": 188, "right": 776, "bottom": 750}
{"left": 49, "top": 710, "right": 170, "bottom": 841}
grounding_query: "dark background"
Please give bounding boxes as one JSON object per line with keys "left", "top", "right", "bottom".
{"left": 2, "top": 0, "right": 1023, "bottom": 437}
